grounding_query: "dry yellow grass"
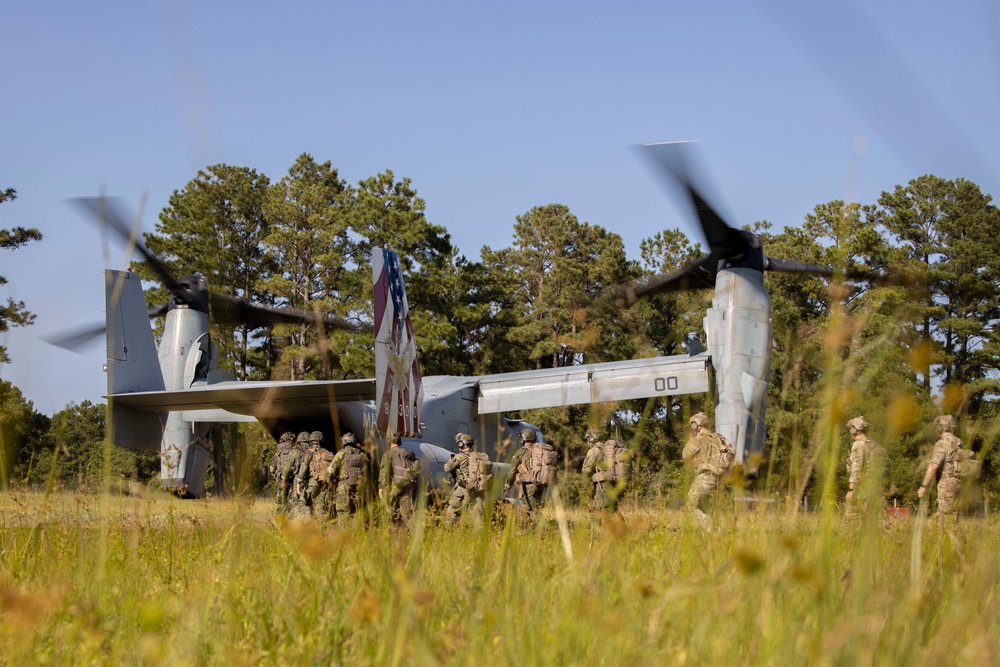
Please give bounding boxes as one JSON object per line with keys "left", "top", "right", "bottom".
{"left": 1, "top": 489, "right": 998, "bottom": 665}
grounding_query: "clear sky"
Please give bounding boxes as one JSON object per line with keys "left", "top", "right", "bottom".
{"left": 2, "top": 0, "right": 998, "bottom": 415}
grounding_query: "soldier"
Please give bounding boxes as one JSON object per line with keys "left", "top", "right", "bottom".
{"left": 444, "top": 433, "right": 492, "bottom": 526}
{"left": 844, "top": 416, "right": 887, "bottom": 518}
{"left": 503, "top": 428, "right": 556, "bottom": 513}
{"left": 581, "top": 428, "right": 632, "bottom": 512}
{"left": 682, "top": 412, "right": 735, "bottom": 531}
{"left": 918, "top": 414, "right": 965, "bottom": 519}
{"left": 379, "top": 433, "right": 421, "bottom": 526}
{"left": 282, "top": 432, "right": 313, "bottom": 519}
{"left": 326, "top": 432, "right": 370, "bottom": 520}
{"left": 271, "top": 431, "right": 296, "bottom": 513}
{"left": 305, "top": 431, "right": 335, "bottom": 520}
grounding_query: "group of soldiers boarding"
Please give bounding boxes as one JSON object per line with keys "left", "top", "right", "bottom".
{"left": 273, "top": 430, "right": 370, "bottom": 522}
{"left": 269, "top": 409, "right": 978, "bottom": 528}
{"left": 268, "top": 424, "right": 636, "bottom": 526}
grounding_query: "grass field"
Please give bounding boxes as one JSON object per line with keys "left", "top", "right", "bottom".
{"left": 1, "top": 489, "right": 997, "bottom": 666}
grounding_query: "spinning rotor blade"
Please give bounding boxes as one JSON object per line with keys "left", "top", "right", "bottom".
{"left": 623, "top": 141, "right": 883, "bottom": 308}
{"left": 621, "top": 255, "right": 718, "bottom": 304}
{"left": 207, "top": 293, "right": 361, "bottom": 331}
{"left": 68, "top": 197, "right": 361, "bottom": 334}
{"left": 42, "top": 322, "right": 108, "bottom": 351}
{"left": 638, "top": 141, "right": 747, "bottom": 257}
{"left": 69, "top": 197, "right": 185, "bottom": 296}
{"left": 44, "top": 304, "right": 170, "bottom": 352}
{"left": 763, "top": 257, "right": 838, "bottom": 277}
{"left": 764, "top": 257, "right": 881, "bottom": 283}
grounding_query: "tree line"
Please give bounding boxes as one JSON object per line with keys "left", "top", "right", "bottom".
{"left": 2, "top": 161, "right": 999, "bottom": 505}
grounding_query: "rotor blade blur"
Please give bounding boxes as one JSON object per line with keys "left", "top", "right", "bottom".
{"left": 764, "top": 256, "right": 878, "bottom": 282}
{"left": 755, "top": 0, "right": 996, "bottom": 186}
{"left": 763, "top": 257, "right": 837, "bottom": 277}
{"left": 42, "top": 321, "right": 108, "bottom": 351}
{"left": 69, "top": 197, "right": 185, "bottom": 295}
{"left": 207, "top": 292, "right": 362, "bottom": 331}
{"left": 622, "top": 255, "right": 719, "bottom": 303}
{"left": 637, "top": 142, "right": 746, "bottom": 256}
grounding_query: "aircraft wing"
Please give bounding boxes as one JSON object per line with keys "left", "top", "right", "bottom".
{"left": 108, "top": 378, "right": 377, "bottom": 419}
{"left": 477, "top": 353, "right": 711, "bottom": 413}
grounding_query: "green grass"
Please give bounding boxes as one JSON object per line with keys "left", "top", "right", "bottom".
{"left": 1, "top": 489, "right": 998, "bottom": 665}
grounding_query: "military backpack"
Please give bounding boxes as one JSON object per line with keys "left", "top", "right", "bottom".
{"left": 390, "top": 447, "right": 419, "bottom": 488}
{"left": 309, "top": 447, "right": 335, "bottom": 483}
{"left": 600, "top": 440, "right": 631, "bottom": 484}
{"left": 707, "top": 433, "right": 736, "bottom": 475}
{"left": 954, "top": 447, "right": 981, "bottom": 480}
{"left": 466, "top": 452, "right": 493, "bottom": 492}
{"left": 273, "top": 441, "right": 294, "bottom": 483}
{"left": 342, "top": 447, "right": 367, "bottom": 486}
{"left": 520, "top": 442, "right": 557, "bottom": 485}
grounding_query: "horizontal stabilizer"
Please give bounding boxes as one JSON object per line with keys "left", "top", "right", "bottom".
{"left": 478, "top": 354, "right": 710, "bottom": 413}
{"left": 178, "top": 409, "right": 259, "bottom": 423}
{"left": 108, "top": 378, "right": 377, "bottom": 419}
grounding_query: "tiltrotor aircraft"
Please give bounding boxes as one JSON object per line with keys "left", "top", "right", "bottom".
{"left": 57, "top": 142, "right": 848, "bottom": 497}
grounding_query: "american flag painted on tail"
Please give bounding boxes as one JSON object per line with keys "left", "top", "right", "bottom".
{"left": 373, "top": 248, "right": 423, "bottom": 436}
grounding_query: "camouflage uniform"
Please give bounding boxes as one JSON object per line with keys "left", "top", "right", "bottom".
{"left": 283, "top": 432, "right": 313, "bottom": 519}
{"left": 326, "top": 433, "right": 370, "bottom": 519}
{"left": 379, "top": 433, "right": 421, "bottom": 526}
{"left": 682, "top": 413, "right": 734, "bottom": 530}
{"left": 444, "top": 434, "right": 486, "bottom": 525}
{"left": 271, "top": 432, "right": 296, "bottom": 513}
{"left": 503, "top": 428, "right": 553, "bottom": 513}
{"left": 581, "top": 428, "right": 632, "bottom": 511}
{"left": 844, "top": 416, "right": 887, "bottom": 518}
{"left": 919, "top": 415, "right": 964, "bottom": 518}
{"left": 581, "top": 429, "right": 606, "bottom": 509}
{"left": 305, "top": 431, "right": 335, "bottom": 521}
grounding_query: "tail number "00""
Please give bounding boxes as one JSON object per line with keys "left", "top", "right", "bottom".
{"left": 654, "top": 376, "right": 679, "bottom": 392}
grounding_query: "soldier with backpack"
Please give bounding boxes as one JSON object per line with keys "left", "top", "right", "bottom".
{"left": 444, "top": 433, "right": 492, "bottom": 526}
{"left": 844, "top": 416, "right": 887, "bottom": 518}
{"left": 282, "top": 432, "right": 313, "bottom": 519}
{"left": 582, "top": 427, "right": 632, "bottom": 512}
{"left": 379, "top": 433, "right": 422, "bottom": 526}
{"left": 503, "top": 428, "right": 556, "bottom": 513}
{"left": 271, "top": 432, "right": 296, "bottom": 513}
{"left": 918, "top": 415, "right": 970, "bottom": 519}
{"left": 304, "top": 431, "right": 335, "bottom": 520}
{"left": 326, "top": 432, "right": 370, "bottom": 520}
{"left": 682, "top": 412, "right": 735, "bottom": 530}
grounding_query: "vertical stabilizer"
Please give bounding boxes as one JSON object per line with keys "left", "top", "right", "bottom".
{"left": 372, "top": 248, "right": 423, "bottom": 436}
{"left": 105, "top": 269, "right": 165, "bottom": 449}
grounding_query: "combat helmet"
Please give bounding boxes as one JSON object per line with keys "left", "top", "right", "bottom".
{"left": 934, "top": 414, "right": 957, "bottom": 432}
{"left": 455, "top": 432, "right": 474, "bottom": 448}
{"left": 309, "top": 431, "right": 324, "bottom": 443}
{"left": 341, "top": 432, "right": 357, "bottom": 446}
{"left": 689, "top": 412, "right": 708, "bottom": 429}
{"left": 846, "top": 416, "right": 869, "bottom": 435}
{"left": 519, "top": 428, "right": 537, "bottom": 444}
{"left": 278, "top": 432, "right": 295, "bottom": 444}
{"left": 297, "top": 431, "right": 311, "bottom": 444}
{"left": 585, "top": 427, "right": 602, "bottom": 444}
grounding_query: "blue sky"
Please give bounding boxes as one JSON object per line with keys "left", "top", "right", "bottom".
{"left": 3, "top": 0, "right": 998, "bottom": 414}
